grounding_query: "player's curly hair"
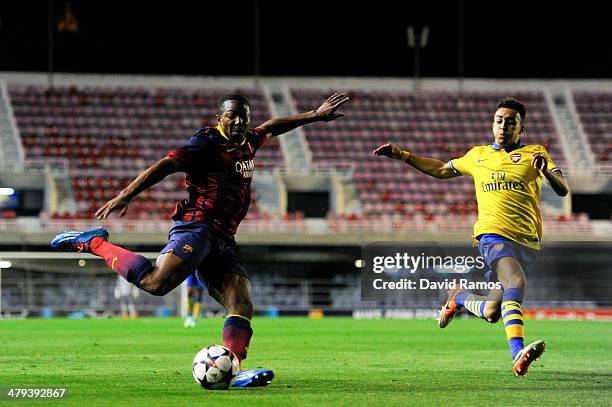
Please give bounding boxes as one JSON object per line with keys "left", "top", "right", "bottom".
{"left": 497, "top": 97, "right": 526, "bottom": 123}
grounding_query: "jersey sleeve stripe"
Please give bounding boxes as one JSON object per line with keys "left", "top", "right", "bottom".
{"left": 448, "top": 160, "right": 461, "bottom": 175}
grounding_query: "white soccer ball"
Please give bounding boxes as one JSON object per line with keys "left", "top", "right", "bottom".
{"left": 192, "top": 345, "right": 240, "bottom": 390}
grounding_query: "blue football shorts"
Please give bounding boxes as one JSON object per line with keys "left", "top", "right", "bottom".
{"left": 160, "top": 221, "right": 248, "bottom": 292}
{"left": 185, "top": 273, "right": 205, "bottom": 290}
{"left": 477, "top": 233, "right": 539, "bottom": 283}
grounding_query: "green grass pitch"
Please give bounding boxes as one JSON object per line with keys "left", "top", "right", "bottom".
{"left": 1, "top": 317, "right": 610, "bottom": 406}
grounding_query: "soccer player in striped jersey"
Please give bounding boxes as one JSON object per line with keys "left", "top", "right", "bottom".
{"left": 52, "top": 92, "right": 350, "bottom": 387}
{"left": 374, "top": 97, "right": 569, "bottom": 376}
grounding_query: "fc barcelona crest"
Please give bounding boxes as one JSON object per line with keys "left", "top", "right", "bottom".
{"left": 510, "top": 153, "right": 521, "bottom": 163}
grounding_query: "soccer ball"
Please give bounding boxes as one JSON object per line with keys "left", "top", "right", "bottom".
{"left": 192, "top": 345, "right": 240, "bottom": 390}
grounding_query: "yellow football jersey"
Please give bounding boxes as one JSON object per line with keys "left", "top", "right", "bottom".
{"left": 449, "top": 143, "right": 561, "bottom": 250}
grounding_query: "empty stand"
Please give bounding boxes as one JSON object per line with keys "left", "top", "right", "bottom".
{"left": 572, "top": 91, "right": 612, "bottom": 169}
{"left": 293, "top": 89, "right": 567, "bottom": 221}
{"left": 10, "top": 85, "right": 284, "bottom": 219}
{"left": 7, "top": 83, "right": 586, "bottom": 231}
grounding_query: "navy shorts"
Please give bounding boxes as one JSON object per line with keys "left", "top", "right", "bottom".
{"left": 185, "top": 274, "right": 205, "bottom": 290}
{"left": 160, "top": 221, "right": 248, "bottom": 292}
{"left": 478, "top": 234, "right": 538, "bottom": 282}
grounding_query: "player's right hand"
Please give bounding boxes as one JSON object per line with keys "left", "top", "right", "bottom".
{"left": 531, "top": 153, "right": 548, "bottom": 174}
{"left": 373, "top": 143, "right": 402, "bottom": 160}
{"left": 95, "top": 196, "right": 130, "bottom": 219}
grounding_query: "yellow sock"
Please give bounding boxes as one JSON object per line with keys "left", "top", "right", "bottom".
{"left": 193, "top": 303, "right": 201, "bottom": 321}
{"left": 502, "top": 300, "right": 525, "bottom": 359}
{"left": 186, "top": 297, "right": 193, "bottom": 317}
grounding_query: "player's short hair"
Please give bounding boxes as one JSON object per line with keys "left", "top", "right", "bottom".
{"left": 219, "top": 94, "right": 251, "bottom": 110}
{"left": 497, "top": 97, "right": 526, "bottom": 123}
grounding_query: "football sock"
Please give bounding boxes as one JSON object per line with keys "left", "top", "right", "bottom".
{"left": 186, "top": 297, "right": 193, "bottom": 317}
{"left": 455, "top": 291, "right": 489, "bottom": 321}
{"left": 193, "top": 290, "right": 203, "bottom": 320}
{"left": 223, "top": 315, "right": 253, "bottom": 363}
{"left": 128, "top": 303, "right": 137, "bottom": 319}
{"left": 90, "top": 237, "right": 153, "bottom": 286}
{"left": 193, "top": 303, "right": 201, "bottom": 321}
{"left": 501, "top": 288, "right": 526, "bottom": 359}
{"left": 119, "top": 300, "right": 127, "bottom": 317}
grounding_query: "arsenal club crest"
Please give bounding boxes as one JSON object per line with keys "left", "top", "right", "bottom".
{"left": 510, "top": 153, "right": 521, "bottom": 163}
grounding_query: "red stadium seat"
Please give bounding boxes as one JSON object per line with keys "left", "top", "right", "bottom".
{"left": 292, "top": 88, "right": 569, "bottom": 219}
{"left": 9, "top": 84, "right": 282, "bottom": 219}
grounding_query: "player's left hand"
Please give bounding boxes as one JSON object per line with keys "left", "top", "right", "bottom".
{"left": 314, "top": 93, "right": 350, "bottom": 121}
{"left": 531, "top": 153, "right": 548, "bottom": 173}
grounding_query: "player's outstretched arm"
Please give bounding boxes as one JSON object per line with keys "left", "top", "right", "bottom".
{"left": 531, "top": 153, "right": 569, "bottom": 196}
{"left": 95, "top": 156, "right": 183, "bottom": 219}
{"left": 373, "top": 143, "right": 458, "bottom": 179}
{"left": 257, "top": 93, "right": 350, "bottom": 138}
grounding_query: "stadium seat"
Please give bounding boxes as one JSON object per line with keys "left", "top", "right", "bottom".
{"left": 9, "top": 85, "right": 284, "bottom": 219}
{"left": 291, "top": 89, "right": 569, "bottom": 220}
{"left": 572, "top": 91, "right": 612, "bottom": 170}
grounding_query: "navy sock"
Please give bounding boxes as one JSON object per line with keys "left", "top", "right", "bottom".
{"left": 126, "top": 259, "right": 154, "bottom": 287}
{"left": 223, "top": 315, "right": 253, "bottom": 363}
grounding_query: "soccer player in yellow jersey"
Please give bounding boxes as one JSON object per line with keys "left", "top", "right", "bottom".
{"left": 374, "top": 97, "right": 569, "bottom": 376}
{"left": 183, "top": 274, "right": 204, "bottom": 328}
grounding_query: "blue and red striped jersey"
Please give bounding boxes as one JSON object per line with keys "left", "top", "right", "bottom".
{"left": 167, "top": 126, "right": 268, "bottom": 238}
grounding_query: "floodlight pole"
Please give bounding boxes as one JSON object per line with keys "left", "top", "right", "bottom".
{"left": 407, "top": 26, "right": 429, "bottom": 92}
{"left": 458, "top": 0, "right": 465, "bottom": 92}
{"left": 253, "top": 0, "right": 261, "bottom": 87}
{"left": 414, "top": 42, "right": 420, "bottom": 91}
{"left": 47, "top": 0, "right": 55, "bottom": 89}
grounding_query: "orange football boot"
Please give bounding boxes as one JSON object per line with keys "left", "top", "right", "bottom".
{"left": 438, "top": 287, "right": 463, "bottom": 328}
{"left": 512, "top": 340, "right": 546, "bottom": 376}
